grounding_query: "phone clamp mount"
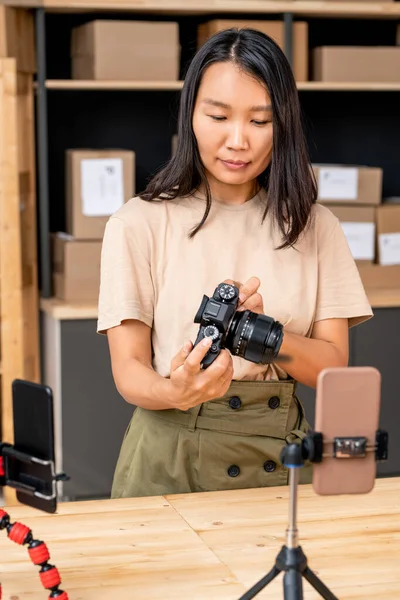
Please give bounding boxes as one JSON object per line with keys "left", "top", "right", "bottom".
{"left": 0, "top": 442, "right": 69, "bottom": 505}
{"left": 0, "top": 442, "right": 70, "bottom": 599}
{"left": 238, "top": 429, "right": 389, "bottom": 600}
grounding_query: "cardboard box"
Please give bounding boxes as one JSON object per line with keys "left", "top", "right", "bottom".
{"left": 197, "top": 20, "right": 308, "bottom": 81}
{"left": 66, "top": 149, "right": 135, "bottom": 240}
{"left": 358, "top": 264, "right": 400, "bottom": 289}
{"left": 0, "top": 6, "right": 36, "bottom": 73}
{"left": 313, "top": 165, "right": 382, "bottom": 206}
{"left": 312, "top": 47, "right": 400, "bottom": 83}
{"left": 326, "top": 205, "right": 375, "bottom": 264}
{"left": 376, "top": 205, "right": 400, "bottom": 265}
{"left": 52, "top": 234, "right": 102, "bottom": 302}
{"left": 71, "top": 20, "right": 180, "bottom": 81}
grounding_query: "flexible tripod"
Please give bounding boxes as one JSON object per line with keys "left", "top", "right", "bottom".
{"left": 0, "top": 446, "right": 69, "bottom": 598}
{"left": 238, "top": 443, "right": 338, "bottom": 600}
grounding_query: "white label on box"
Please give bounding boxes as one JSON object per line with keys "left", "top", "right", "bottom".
{"left": 80, "top": 158, "right": 124, "bottom": 217}
{"left": 56, "top": 232, "right": 74, "bottom": 241}
{"left": 318, "top": 167, "right": 358, "bottom": 201}
{"left": 378, "top": 233, "right": 400, "bottom": 265}
{"left": 340, "top": 222, "right": 375, "bottom": 260}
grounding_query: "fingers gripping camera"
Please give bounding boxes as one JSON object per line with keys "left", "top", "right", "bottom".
{"left": 193, "top": 283, "right": 284, "bottom": 369}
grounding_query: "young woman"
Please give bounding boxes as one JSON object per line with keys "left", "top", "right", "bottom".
{"left": 97, "top": 28, "right": 372, "bottom": 498}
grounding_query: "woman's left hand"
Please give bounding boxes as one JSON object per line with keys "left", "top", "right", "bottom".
{"left": 223, "top": 276, "right": 264, "bottom": 315}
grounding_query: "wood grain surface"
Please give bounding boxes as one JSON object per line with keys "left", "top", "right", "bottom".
{"left": 0, "top": 477, "right": 398, "bottom": 598}
{"left": 3, "top": 1, "right": 400, "bottom": 20}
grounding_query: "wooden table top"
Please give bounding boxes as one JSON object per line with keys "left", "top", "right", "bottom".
{"left": 0, "top": 477, "right": 399, "bottom": 599}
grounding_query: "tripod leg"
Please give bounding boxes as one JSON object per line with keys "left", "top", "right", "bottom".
{"left": 237, "top": 566, "right": 281, "bottom": 600}
{"left": 283, "top": 569, "right": 303, "bottom": 600}
{"left": 303, "top": 566, "right": 339, "bottom": 600}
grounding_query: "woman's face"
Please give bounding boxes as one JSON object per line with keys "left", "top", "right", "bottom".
{"left": 192, "top": 61, "right": 273, "bottom": 201}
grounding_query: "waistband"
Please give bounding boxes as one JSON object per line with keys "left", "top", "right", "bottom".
{"left": 143, "top": 379, "right": 305, "bottom": 439}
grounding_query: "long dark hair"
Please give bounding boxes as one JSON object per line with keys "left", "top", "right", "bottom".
{"left": 140, "top": 28, "right": 317, "bottom": 249}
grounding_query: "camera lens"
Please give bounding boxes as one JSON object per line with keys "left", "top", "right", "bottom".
{"left": 226, "top": 310, "right": 283, "bottom": 364}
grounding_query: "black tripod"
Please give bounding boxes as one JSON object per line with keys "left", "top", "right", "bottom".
{"left": 238, "top": 444, "right": 338, "bottom": 600}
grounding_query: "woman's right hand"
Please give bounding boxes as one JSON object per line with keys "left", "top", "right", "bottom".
{"left": 166, "top": 337, "right": 234, "bottom": 411}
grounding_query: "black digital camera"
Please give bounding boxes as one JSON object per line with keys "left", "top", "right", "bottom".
{"left": 193, "top": 283, "right": 284, "bottom": 369}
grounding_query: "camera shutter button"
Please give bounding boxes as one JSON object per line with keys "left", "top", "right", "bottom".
{"left": 218, "top": 284, "right": 237, "bottom": 300}
{"left": 203, "top": 325, "right": 219, "bottom": 340}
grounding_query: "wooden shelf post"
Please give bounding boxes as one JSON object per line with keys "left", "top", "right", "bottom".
{"left": 0, "top": 54, "right": 40, "bottom": 505}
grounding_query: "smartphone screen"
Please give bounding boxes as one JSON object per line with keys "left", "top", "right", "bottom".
{"left": 11, "top": 379, "right": 56, "bottom": 513}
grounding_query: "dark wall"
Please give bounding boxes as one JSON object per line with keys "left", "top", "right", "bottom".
{"left": 60, "top": 319, "right": 134, "bottom": 500}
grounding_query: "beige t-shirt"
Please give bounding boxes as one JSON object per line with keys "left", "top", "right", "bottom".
{"left": 97, "top": 189, "right": 373, "bottom": 381}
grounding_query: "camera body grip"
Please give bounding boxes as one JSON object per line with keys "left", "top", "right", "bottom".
{"left": 193, "top": 283, "right": 284, "bottom": 369}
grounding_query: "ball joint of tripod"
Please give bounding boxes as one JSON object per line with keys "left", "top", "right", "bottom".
{"left": 279, "top": 433, "right": 324, "bottom": 468}
{"left": 279, "top": 442, "right": 307, "bottom": 468}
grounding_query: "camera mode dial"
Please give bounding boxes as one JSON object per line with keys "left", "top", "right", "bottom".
{"left": 218, "top": 284, "right": 237, "bottom": 301}
{"left": 203, "top": 325, "right": 219, "bottom": 341}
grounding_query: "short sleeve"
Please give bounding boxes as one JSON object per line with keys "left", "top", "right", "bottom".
{"left": 315, "top": 218, "right": 373, "bottom": 328}
{"left": 97, "top": 216, "right": 154, "bottom": 334}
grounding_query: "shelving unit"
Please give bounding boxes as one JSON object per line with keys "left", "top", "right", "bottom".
{"left": 1, "top": 0, "right": 400, "bottom": 501}
{"left": 26, "top": 2, "right": 400, "bottom": 299}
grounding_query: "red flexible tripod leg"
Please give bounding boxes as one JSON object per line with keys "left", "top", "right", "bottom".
{"left": 0, "top": 508, "right": 68, "bottom": 599}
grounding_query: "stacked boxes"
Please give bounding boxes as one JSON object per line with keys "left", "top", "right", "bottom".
{"left": 53, "top": 149, "right": 135, "bottom": 302}
{"left": 313, "top": 164, "right": 382, "bottom": 266}
{"left": 314, "top": 164, "right": 400, "bottom": 287}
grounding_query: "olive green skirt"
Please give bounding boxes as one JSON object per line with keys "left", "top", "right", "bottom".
{"left": 111, "top": 379, "right": 312, "bottom": 498}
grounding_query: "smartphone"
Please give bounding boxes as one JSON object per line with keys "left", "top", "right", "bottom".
{"left": 7, "top": 379, "right": 57, "bottom": 513}
{"left": 312, "top": 366, "right": 381, "bottom": 496}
